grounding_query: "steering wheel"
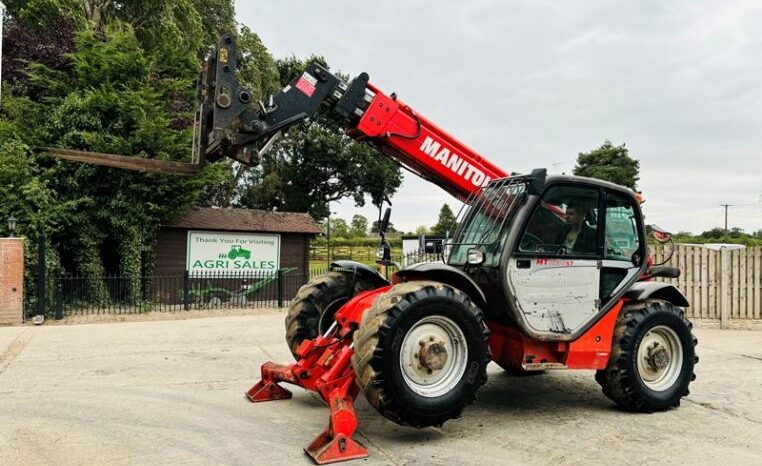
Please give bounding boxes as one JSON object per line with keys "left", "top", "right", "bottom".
{"left": 538, "top": 243, "right": 566, "bottom": 255}
{"left": 519, "top": 233, "right": 544, "bottom": 251}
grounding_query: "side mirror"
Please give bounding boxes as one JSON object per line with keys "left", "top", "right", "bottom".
{"left": 528, "top": 168, "right": 547, "bottom": 195}
{"left": 379, "top": 207, "right": 391, "bottom": 236}
{"left": 376, "top": 241, "right": 392, "bottom": 261}
{"left": 649, "top": 224, "right": 675, "bottom": 266}
{"left": 650, "top": 224, "right": 672, "bottom": 243}
{"left": 376, "top": 208, "right": 393, "bottom": 264}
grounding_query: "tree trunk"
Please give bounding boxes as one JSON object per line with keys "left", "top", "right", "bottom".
{"left": 82, "top": 0, "right": 109, "bottom": 33}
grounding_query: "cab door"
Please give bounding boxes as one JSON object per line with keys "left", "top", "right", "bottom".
{"left": 599, "top": 190, "right": 646, "bottom": 305}
{"left": 506, "top": 184, "right": 602, "bottom": 337}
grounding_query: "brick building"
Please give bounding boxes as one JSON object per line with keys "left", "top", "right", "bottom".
{"left": 155, "top": 207, "right": 322, "bottom": 276}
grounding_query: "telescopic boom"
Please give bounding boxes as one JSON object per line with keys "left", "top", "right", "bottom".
{"left": 195, "top": 34, "right": 508, "bottom": 200}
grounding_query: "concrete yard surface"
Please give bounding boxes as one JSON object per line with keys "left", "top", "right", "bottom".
{"left": 1, "top": 313, "right": 761, "bottom": 465}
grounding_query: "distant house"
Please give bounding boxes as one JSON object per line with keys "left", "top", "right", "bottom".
{"left": 155, "top": 207, "right": 322, "bottom": 277}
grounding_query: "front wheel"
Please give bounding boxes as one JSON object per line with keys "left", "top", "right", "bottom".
{"left": 285, "top": 271, "right": 378, "bottom": 359}
{"left": 352, "top": 281, "right": 490, "bottom": 428}
{"left": 596, "top": 300, "right": 698, "bottom": 412}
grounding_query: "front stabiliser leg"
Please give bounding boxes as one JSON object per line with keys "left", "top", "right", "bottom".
{"left": 244, "top": 327, "right": 368, "bottom": 464}
{"left": 304, "top": 373, "right": 367, "bottom": 464}
{"left": 245, "top": 362, "right": 294, "bottom": 402}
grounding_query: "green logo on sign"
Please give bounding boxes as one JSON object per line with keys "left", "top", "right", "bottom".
{"left": 221, "top": 245, "right": 252, "bottom": 260}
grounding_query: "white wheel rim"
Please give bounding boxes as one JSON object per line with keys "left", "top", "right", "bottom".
{"left": 399, "top": 315, "right": 468, "bottom": 398}
{"left": 636, "top": 325, "right": 683, "bottom": 391}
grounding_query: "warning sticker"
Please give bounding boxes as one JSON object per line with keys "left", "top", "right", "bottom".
{"left": 535, "top": 258, "right": 575, "bottom": 267}
{"left": 295, "top": 72, "right": 317, "bottom": 97}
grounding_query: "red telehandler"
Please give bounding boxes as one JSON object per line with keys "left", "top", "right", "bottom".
{"left": 196, "top": 34, "right": 697, "bottom": 464}
{"left": 44, "top": 34, "right": 697, "bottom": 464}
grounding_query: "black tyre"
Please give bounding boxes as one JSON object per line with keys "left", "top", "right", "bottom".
{"left": 596, "top": 300, "right": 698, "bottom": 412}
{"left": 352, "top": 281, "right": 490, "bottom": 428}
{"left": 285, "top": 271, "right": 377, "bottom": 359}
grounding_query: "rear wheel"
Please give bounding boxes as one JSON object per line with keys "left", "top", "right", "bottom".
{"left": 285, "top": 271, "right": 377, "bottom": 359}
{"left": 352, "top": 281, "right": 490, "bottom": 428}
{"left": 596, "top": 300, "right": 697, "bottom": 412}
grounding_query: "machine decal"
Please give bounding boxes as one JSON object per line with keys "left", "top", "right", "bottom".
{"left": 536, "top": 258, "right": 575, "bottom": 267}
{"left": 295, "top": 72, "right": 317, "bottom": 97}
{"left": 419, "top": 136, "right": 491, "bottom": 187}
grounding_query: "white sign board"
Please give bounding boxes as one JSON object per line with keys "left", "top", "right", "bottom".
{"left": 187, "top": 230, "right": 280, "bottom": 273}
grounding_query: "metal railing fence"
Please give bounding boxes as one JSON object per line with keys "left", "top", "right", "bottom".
{"left": 46, "top": 268, "right": 327, "bottom": 317}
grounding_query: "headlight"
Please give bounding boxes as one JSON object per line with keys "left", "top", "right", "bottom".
{"left": 467, "top": 248, "right": 484, "bottom": 265}
{"left": 376, "top": 247, "right": 385, "bottom": 259}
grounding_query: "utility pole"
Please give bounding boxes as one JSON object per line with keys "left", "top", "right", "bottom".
{"left": 720, "top": 204, "right": 732, "bottom": 236}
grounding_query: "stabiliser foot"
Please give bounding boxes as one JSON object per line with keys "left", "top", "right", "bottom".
{"left": 246, "top": 315, "right": 372, "bottom": 463}
{"left": 245, "top": 380, "right": 292, "bottom": 402}
{"left": 304, "top": 428, "right": 369, "bottom": 465}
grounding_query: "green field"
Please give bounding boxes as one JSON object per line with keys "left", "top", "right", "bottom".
{"left": 309, "top": 243, "right": 403, "bottom": 274}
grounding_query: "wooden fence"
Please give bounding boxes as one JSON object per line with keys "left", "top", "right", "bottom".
{"left": 651, "top": 244, "right": 762, "bottom": 326}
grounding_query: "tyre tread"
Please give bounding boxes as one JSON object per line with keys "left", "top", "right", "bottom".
{"left": 285, "top": 271, "right": 376, "bottom": 358}
{"left": 352, "top": 281, "right": 490, "bottom": 427}
{"left": 596, "top": 299, "right": 698, "bottom": 412}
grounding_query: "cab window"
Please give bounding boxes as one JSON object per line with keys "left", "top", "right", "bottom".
{"left": 604, "top": 192, "right": 640, "bottom": 261}
{"left": 517, "top": 185, "right": 600, "bottom": 257}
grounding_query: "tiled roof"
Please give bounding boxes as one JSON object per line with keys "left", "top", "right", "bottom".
{"left": 167, "top": 207, "right": 322, "bottom": 234}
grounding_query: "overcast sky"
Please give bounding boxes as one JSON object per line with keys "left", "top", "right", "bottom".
{"left": 237, "top": 0, "right": 762, "bottom": 235}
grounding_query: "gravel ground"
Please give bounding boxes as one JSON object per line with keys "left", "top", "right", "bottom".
{"left": 1, "top": 312, "right": 760, "bottom": 465}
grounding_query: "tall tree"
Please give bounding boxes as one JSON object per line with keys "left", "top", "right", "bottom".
{"left": 0, "top": 2, "right": 231, "bottom": 297}
{"left": 371, "top": 220, "right": 397, "bottom": 234}
{"left": 1, "top": 0, "right": 400, "bottom": 303}
{"left": 329, "top": 218, "right": 349, "bottom": 239}
{"left": 238, "top": 56, "right": 402, "bottom": 220}
{"left": 414, "top": 225, "right": 431, "bottom": 236}
{"left": 2, "top": 0, "right": 84, "bottom": 29}
{"left": 1, "top": 16, "right": 77, "bottom": 89}
{"left": 573, "top": 140, "right": 640, "bottom": 189}
{"left": 24, "top": 25, "right": 223, "bottom": 283}
{"left": 189, "top": 0, "right": 236, "bottom": 52}
{"left": 700, "top": 228, "right": 725, "bottom": 239}
{"left": 431, "top": 204, "right": 457, "bottom": 236}
{"left": 350, "top": 215, "right": 369, "bottom": 238}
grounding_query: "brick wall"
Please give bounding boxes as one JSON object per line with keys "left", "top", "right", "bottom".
{"left": 0, "top": 238, "right": 24, "bottom": 325}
